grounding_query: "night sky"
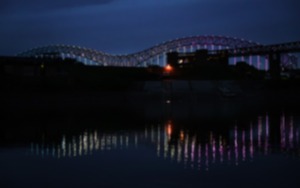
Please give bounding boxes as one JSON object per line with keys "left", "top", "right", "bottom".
{"left": 0, "top": 0, "right": 299, "bottom": 55}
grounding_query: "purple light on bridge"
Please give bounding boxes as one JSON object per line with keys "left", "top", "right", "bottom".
{"left": 234, "top": 50, "right": 237, "bottom": 65}
{"left": 257, "top": 55, "right": 261, "bottom": 70}
{"left": 265, "top": 56, "right": 269, "bottom": 71}
{"left": 241, "top": 56, "right": 245, "bottom": 62}
{"left": 249, "top": 55, "right": 253, "bottom": 66}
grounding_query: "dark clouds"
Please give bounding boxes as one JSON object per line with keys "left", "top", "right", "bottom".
{"left": 47, "top": 0, "right": 114, "bottom": 8}
{"left": 0, "top": 0, "right": 114, "bottom": 11}
{"left": 0, "top": 0, "right": 299, "bottom": 55}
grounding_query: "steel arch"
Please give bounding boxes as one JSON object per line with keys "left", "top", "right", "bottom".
{"left": 17, "top": 35, "right": 260, "bottom": 67}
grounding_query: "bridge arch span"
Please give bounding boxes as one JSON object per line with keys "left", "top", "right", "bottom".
{"left": 18, "top": 35, "right": 265, "bottom": 67}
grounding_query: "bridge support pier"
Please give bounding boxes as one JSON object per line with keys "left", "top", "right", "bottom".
{"left": 268, "top": 53, "right": 281, "bottom": 80}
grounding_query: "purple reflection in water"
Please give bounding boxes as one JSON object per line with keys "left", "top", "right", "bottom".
{"left": 212, "top": 137, "right": 216, "bottom": 164}
{"left": 197, "top": 144, "right": 201, "bottom": 170}
{"left": 281, "top": 114, "right": 286, "bottom": 150}
{"left": 289, "top": 116, "right": 294, "bottom": 149}
{"left": 296, "top": 128, "right": 299, "bottom": 146}
{"left": 265, "top": 114, "right": 269, "bottom": 155}
{"left": 250, "top": 124, "right": 254, "bottom": 160}
{"left": 177, "top": 141, "right": 182, "bottom": 163}
{"left": 242, "top": 130, "right": 246, "bottom": 161}
{"left": 234, "top": 126, "right": 238, "bottom": 166}
{"left": 205, "top": 143, "right": 209, "bottom": 171}
{"left": 184, "top": 134, "right": 189, "bottom": 168}
{"left": 227, "top": 147, "right": 231, "bottom": 165}
{"left": 191, "top": 137, "right": 196, "bottom": 169}
{"left": 258, "top": 116, "right": 262, "bottom": 149}
{"left": 25, "top": 113, "right": 300, "bottom": 173}
{"left": 219, "top": 136, "right": 224, "bottom": 163}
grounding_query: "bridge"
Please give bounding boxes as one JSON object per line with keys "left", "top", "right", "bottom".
{"left": 17, "top": 35, "right": 300, "bottom": 70}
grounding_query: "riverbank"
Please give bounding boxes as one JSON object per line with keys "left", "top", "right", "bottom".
{"left": 1, "top": 80, "right": 300, "bottom": 121}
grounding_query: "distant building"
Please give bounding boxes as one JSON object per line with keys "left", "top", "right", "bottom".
{"left": 167, "top": 49, "right": 229, "bottom": 68}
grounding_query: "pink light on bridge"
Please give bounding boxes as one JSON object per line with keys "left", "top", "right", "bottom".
{"left": 265, "top": 56, "right": 269, "bottom": 71}
{"left": 257, "top": 55, "right": 261, "bottom": 69}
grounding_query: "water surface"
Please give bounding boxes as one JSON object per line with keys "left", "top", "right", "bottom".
{"left": 1, "top": 111, "right": 300, "bottom": 188}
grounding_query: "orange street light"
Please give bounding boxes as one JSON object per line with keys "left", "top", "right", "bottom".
{"left": 165, "top": 64, "right": 173, "bottom": 72}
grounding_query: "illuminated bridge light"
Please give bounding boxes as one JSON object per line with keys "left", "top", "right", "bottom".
{"left": 17, "top": 35, "right": 266, "bottom": 67}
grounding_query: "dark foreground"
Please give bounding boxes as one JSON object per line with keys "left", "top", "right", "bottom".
{"left": 1, "top": 84, "right": 300, "bottom": 188}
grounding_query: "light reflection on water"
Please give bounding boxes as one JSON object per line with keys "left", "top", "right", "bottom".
{"left": 29, "top": 113, "right": 300, "bottom": 171}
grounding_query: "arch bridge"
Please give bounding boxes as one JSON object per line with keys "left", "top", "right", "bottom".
{"left": 17, "top": 35, "right": 299, "bottom": 70}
